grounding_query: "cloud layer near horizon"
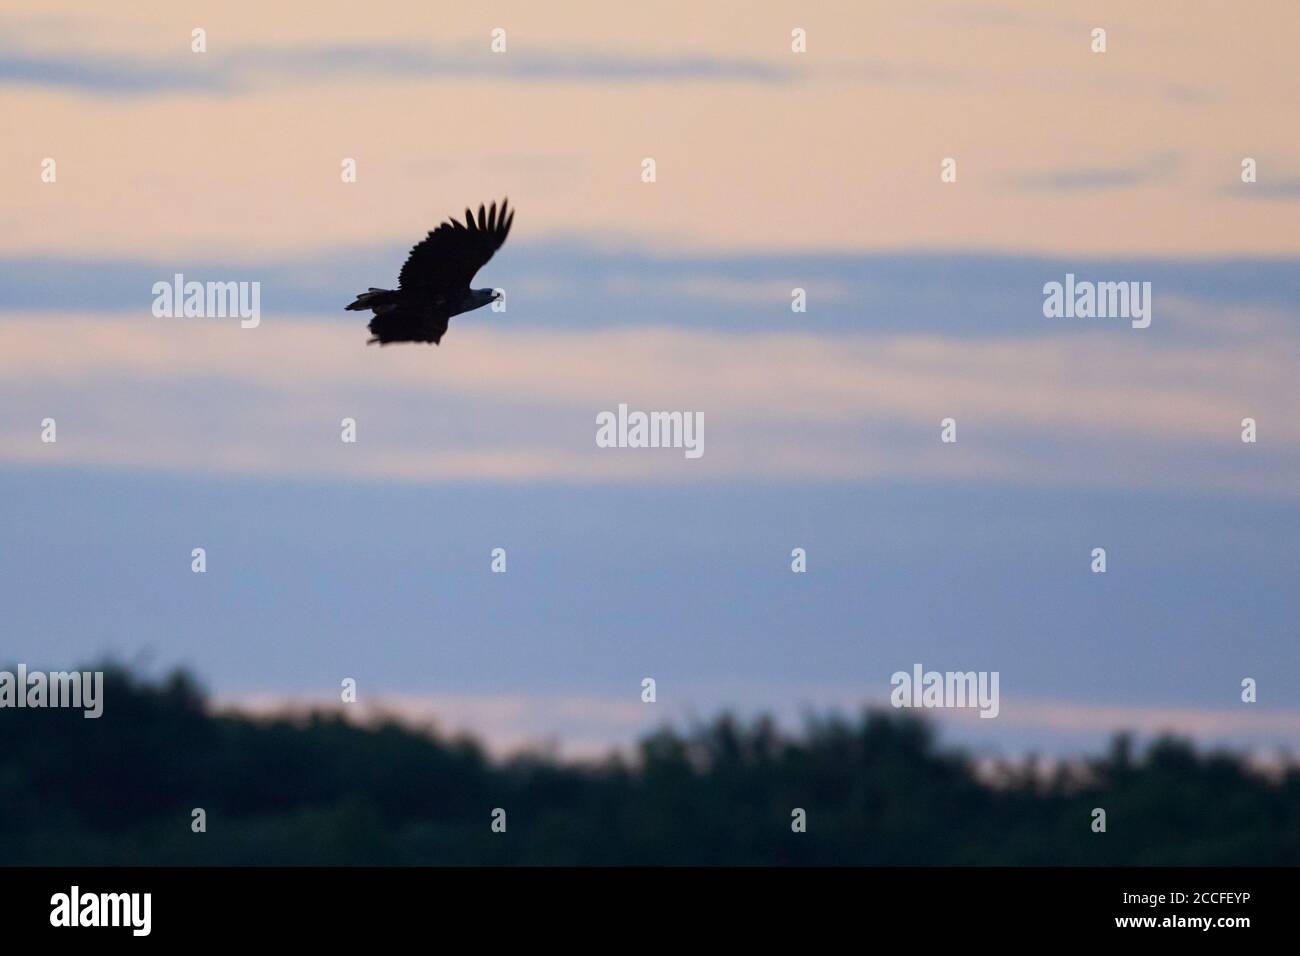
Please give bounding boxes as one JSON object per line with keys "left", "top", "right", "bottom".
{"left": 215, "top": 689, "right": 1300, "bottom": 760}
{"left": 1, "top": 307, "right": 1295, "bottom": 496}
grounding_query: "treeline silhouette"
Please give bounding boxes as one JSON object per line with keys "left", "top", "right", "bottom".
{"left": 2, "top": 665, "right": 1296, "bottom": 865}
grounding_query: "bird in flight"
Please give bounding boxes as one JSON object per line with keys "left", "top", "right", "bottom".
{"left": 347, "top": 199, "right": 515, "bottom": 345}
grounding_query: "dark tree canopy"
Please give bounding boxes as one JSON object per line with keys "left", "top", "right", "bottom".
{"left": 1, "top": 664, "right": 1296, "bottom": 865}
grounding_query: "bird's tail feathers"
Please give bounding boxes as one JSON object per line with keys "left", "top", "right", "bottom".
{"left": 346, "top": 287, "right": 398, "bottom": 312}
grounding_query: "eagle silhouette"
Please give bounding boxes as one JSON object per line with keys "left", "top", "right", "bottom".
{"left": 347, "top": 199, "right": 515, "bottom": 345}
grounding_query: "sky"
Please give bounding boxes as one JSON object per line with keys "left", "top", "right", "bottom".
{"left": 2, "top": 0, "right": 1298, "bottom": 758}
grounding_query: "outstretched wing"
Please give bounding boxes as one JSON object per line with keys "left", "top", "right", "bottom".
{"left": 398, "top": 199, "right": 514, "bottom": 293}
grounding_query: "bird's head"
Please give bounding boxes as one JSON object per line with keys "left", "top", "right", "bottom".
{"left": 471, "top": 287, "right": 503, "bottom": 309}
